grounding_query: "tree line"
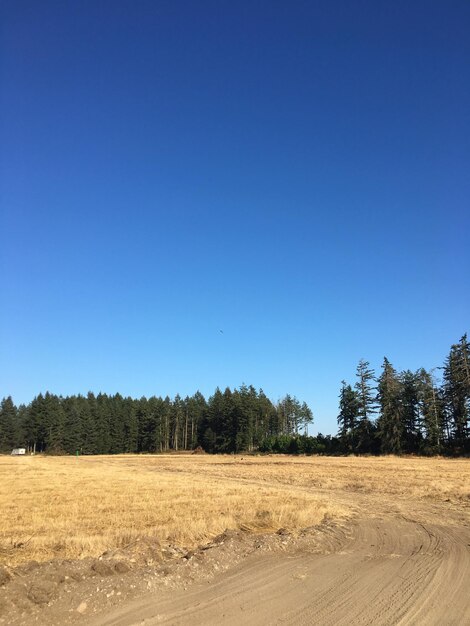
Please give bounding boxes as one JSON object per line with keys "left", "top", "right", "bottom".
{"left": 1, "top": 334, "right": 468, "bottom": 456}
{"left": 0, "top": 385, "right": 313, "bottom": 455}
{"left": 338, "top": 334, "right": 470, "bottom": 455}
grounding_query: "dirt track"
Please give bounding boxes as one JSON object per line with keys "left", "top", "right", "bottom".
{"left": 90, "top": 490, "right": 470, "bottom": 626}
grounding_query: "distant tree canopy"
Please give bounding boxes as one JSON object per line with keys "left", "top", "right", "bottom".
{"left": 338, "top": 334, "right": 470, "bottom": 456}
{"left": 1, "top": 335, "right": 468, "bottom": 456}
{"left": 0, "top": 385, "right": 313, "bottom": 456}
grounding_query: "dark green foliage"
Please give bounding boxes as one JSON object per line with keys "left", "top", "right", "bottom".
{"left": 400, "top": 370, "right": 421, "bottom": 453}
{"left": 377, "top": 358, "right": 403, "bottom": 454}
{"left": 61, "top": 396, "right": 83, "bottom": 454}
{"left": 337, "top": 382, "right": 360, "bottom": 452}
{"left": 2, "top": 334, "right": 468, "bottom": 456}
{"left": 277, "top": 395, "right": 300, "bottom": 434}
{"left": 259, "top": 434, "right": 327, "bottom": 455}
{"left": 443, "top": 335, "right": 470, "bottom": 450}
{"left": 196, "top": 386, "right": 307, "bottom": 453}
{"left": 81, "top": 393, "right": 98, "bottom": 454}
{"left": 336, "top": 334, "right": 469, "bottom": 456}
{"left": 354, "top": 360, "right": 377, "bottom": 453}
{"left": 0, "top": 397, "right": 17, "bottom": 452}
{"left": 416, "top": 369, "right": 444, "bottom": 454}
{"left": 1, "top": 386, "right": 313, "bottom": 456}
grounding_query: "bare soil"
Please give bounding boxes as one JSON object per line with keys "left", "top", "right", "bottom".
{"left": 1, "top": 473, "right": 469, "bottom": 626}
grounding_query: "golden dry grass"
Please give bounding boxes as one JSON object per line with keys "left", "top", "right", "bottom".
{"left": 0, "top": 455, "right": 340, "bottom": 566}
{"left": 175, "top": 454, "right": 470, "bottom": 502}
{"left": 1, "top": 454, "right": 469, "bottom": 566}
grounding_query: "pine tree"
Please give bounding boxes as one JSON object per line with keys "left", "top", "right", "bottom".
{"left": 377, "top": 358, "right": 403, "bottom": 454}
{"left": 202, "top": 387, "right": 225, "bottom": 451}
{"left": 14, "top": 405, "right": 27, "bottom": 449}
{"left": 277, "top": 395, "right": 302, "bottom": 435}
{"left": 108, "top": 394, "right": 126, "bottom": 454}
{"left": 62, "top": 396, "right": 83, "bottom": 454}
{"left": 162, "top": 396, "right": 172, "bottom": 451}
{"left": 186, "top": 391, "right": 206, "bottom": 450}
{"left": 443, "top": 335, "right": 470, "bottom": 449}
{"left": 233, "top": 385, "right": 254, "bottom": 452}
{"left": 354, "top": 360, "right": 377, "bottom": 452}
{"left": 0, "top": 397, "right": 17, "bottom": 452}
{"left": 417, "top": 368, "right": 443, "bottom": 454}
{"left": 144, "top": 396, "right": 169, "bottom": 452}
{"left": 81, "top": 393, "right": 99, "bottom": 454}
{"left": 337, "top": 382, "right": 360, "bottom": 452}
{"left": 300, "top": 401, "right": 314, "bottom": 434}
{"left": 122, "top": 397, "right": 138, "bottom": 453}
{"left": 221, "top": 387, "right": 237, "bottom": 452}
{"left": 168, "top": 394, "right": 181, "bottom": 451}
{"left": 25, "top": 394, "right": 48, "bottom": 452}
{"left": 44, "top": 393, "right": 66, "bottom": 453}
{"left": 135, "top": 397, "right": 152, "bottom": 452}
{"left": 400, "top": 370, "right": 421, "bottom": 452}
{"left": 95, "top": 393, "right": 111, "bottom": 453}
{"left": 257, "top": 389, "right": 278, "bottom": 441}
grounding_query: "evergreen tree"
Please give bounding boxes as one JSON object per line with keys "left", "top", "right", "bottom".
{"left": 0, "top": 397, "right": 17, "bottom": 452}
{"left": 141, "top": 396, "right": 168, "bottom": 452}
{"left": 354, "top": 360, "right": 377, "bottom": 452}
{"left": 443, "top": 335, "right": 470, "bottom": 449}
{"left": 258, "top": 389, "right": 278, "bottom": 441}
{"left": 108, "top": 394, "right": 126, "bottom": 453}
{"left": 122, "top": 397, "right": 138, "bottom": 453}
{"left": 417, "top": 368, "right": 444, "bottom": 454}
{"left": 221, "top": 387, "right": 237, "bottom": 452}
{"left": 62, "top": 396, "right": 83, "bottom": 454}
{"left": 95, "top": 393, "right": 111, "bottom": 453}
{"left": 14, "top": 405, "right": 27, "bottom": 449}
{"left": 25, "top": 394, "right": 47, "bottom": 452}
{"left": 160, "top": 396, "right": 172, "bottom": 451}
{"left": 377, "top": 358, "right": 403, "bottom": 454}
{"left": 277, "top": 395, "right": 303, "bottom": 435}
{"left": 44, "top": 393, "right": 66, "bottom": 453}
{"left": 400, "top": 370, "right": 421, "bottom": 452}
{"left": 233, "top": 385, "right": 253, "bottom": 452}
{"left": 185, "top": 391, "right": 206, "bottom": 450}
{"left": 171, "top": 394, "right": 184, "bottom": 451}
{"left": 81, "top": 393, "right": 99, "bottom": 454}
{"left": 337, "top": 382, "right": 360, "bottom": 452}
{"left": 135, "top": 397, "right": 151, "bottom": 452}
{"left": 300, "top": 402, "right": 314, "bottom": 434}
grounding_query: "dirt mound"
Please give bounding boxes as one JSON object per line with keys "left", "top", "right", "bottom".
{"left": 100, "top": 538, "right": 163, "bottom": 567}
{"left": 192, "top": 446, "right": 206, "bottom": 454}
{"left": 0, "top": 526, "right": 311, "bottom": 625}
{"left": 0, "top": 566, "right": 11, "bottom": 587}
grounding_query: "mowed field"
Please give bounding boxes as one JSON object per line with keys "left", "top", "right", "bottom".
{"left": 1, "top": 454, "right": 469, "bottom": 567}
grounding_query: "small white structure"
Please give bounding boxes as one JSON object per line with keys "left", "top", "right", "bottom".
{"left": 11, "top": 448, "right": 26, "bottom": 456}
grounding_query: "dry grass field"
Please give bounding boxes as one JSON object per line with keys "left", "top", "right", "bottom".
{"left": 1, "top": 454, "right": 469, "bottom": 567}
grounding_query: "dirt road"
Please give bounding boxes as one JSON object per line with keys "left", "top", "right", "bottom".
{"left": 90, "top": 494, "right": 470, "bottom": 626}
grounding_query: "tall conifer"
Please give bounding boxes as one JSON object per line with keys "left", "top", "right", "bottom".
{"left": 377, "top": 358, "right": 403, "bottom": 453}
{"left": 355, "top": 360, "right": 377, "bottom": 452}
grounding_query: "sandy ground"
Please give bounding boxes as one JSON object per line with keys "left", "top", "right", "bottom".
{"left": 89, "top": 489, "right": 470, "bottom": 626}
{"left": 2, "top": 472, "right": 469, "bottom": 626}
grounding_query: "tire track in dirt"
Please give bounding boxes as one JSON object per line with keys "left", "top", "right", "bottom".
{"left": 91, "top": 506, "right": 470, "bottom": 626}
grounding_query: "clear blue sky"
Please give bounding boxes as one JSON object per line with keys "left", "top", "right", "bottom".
{"left": 1, "top": 1, "right": 469, "bottom": 434}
